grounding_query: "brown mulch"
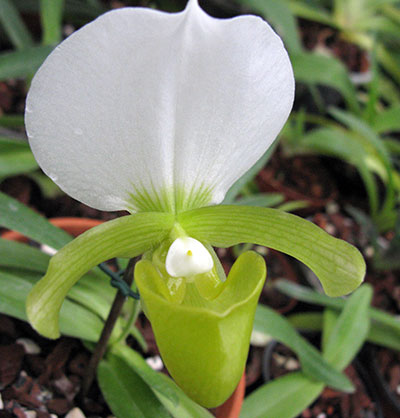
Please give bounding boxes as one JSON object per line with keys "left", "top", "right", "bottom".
{"left": 0, "top": 315, "right": 110, "bottom": 418}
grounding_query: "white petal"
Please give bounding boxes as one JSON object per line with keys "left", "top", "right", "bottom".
{"left": 165, "top": 237, "right": 213, "bottom": 277}
{"left": 26, "top": 0, "right": 294, "bottom": 212}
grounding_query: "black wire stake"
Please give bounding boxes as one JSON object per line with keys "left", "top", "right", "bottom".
{"left": 98, "top": 262, "right": 140, "bottom": 300}
{"left": 81, "top": 258, "right": 137, "bottom": 399}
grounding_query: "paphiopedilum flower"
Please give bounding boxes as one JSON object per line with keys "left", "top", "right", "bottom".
{"left": 25, "top": 0, "right": 365, "bottom": 408}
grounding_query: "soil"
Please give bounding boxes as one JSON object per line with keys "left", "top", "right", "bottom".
{"left": 0, "top": 315, "right": 110, "bottom": 418}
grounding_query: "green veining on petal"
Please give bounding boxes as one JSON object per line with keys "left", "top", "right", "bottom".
{"left": 127, "top": 182, "right": 214, "bottom": 214}
{"left": 178, "top": 205, "right": 366, "bottom": 297}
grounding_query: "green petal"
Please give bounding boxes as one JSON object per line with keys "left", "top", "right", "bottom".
{"left": 178, "top": 205, "right": 366, "bottom": 297}
{"left": 135, "top": 251, "right": 266, "bottom": 408}
{"left": 26, "top": 213, "right": 174, "bottom": 339}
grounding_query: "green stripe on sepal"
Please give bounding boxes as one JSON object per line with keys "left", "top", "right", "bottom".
{"left": 26, "top": 213, "right": 174, "bottom": 339}
{"left": 178, "top": 205, "right": 366, "bottom": 297}
{"left": 135, "top": 251, "right": 266, "bottom": 408}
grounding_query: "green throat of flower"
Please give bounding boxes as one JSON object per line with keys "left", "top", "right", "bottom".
{"left": 127, "top": 183, "right": 215, "bottom": 214}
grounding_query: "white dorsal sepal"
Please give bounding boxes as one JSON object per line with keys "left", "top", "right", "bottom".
{"left": 165, "top": 237, "right": 213, "bottom": 278}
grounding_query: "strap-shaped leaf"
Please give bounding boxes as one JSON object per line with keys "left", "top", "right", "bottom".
{"left": 323, "top": 285, "right": 372, "bottom": 370}
{"left": 178, "top": 205, "right": 365, "bottom": 297}
{"left": 26, "top": 213, "right": 174, "bottom": 339}
{"left": 98, "top": 354, "right": 170, "bottom": 418}
{"left": 0, "top": 45, "right": 53, "bottom": 80}
{"left": 0, "top": 270, "right": 104, "bottom": 342}
{"left": 0, "top": 191, "right": 71, "bottom": 248}
{"left": 40, "top": 0, "right": 64, "bottom": 45}
{"left": 240, "top": 371, "right": 323, "bottom": 418}
{"left": 254, "top": 305, "right": 354, "bottom": 392}
{"left": 276, "top": 279, "right": 400, "bottom": 334}
{"left": 0, "top": 0, "right": 34, "bottom": 50}
{"left": 0, "top": 238, "right": 50, "bottom": 272}
{"left": 112, "top": 345, "right": 214, "bottom": 418}
{"left": 288, "top": 312, "right": 400, "bottom": 351}
{"left": 242, "top": 285, "right": 372, "bottom": 418}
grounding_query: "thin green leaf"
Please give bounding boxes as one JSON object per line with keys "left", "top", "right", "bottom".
{"left": 112, "top": 344, "right": 214, "bottom": 417}
{"left": 372, "top": 105, "right": 400, "bottom": 133}
{"left": 0, "top": 114, "right": 24, "bottom": 128}
{"left": 288, "top": 311, "right": 400, "bottom": 351}
{"left": 240, "top": 371, "right": 323, "bottom": 418}
{"left": 241, "top": 0, "right": 302, "bottom": 53}
{"left": 276, "top": 280, "right": 400, "bottom": 335}
{"left": 0, "top": 45, "right": 53, "bottom": 80}
{"left": 0, "top": 0, "right": 34, "bottom": 49}
{"left": 289, "top": 1, "right": 334, "bottom": 26}
{"left": 323, "top": 285, "right": 372, "bottom": 370}
{"left": 377, "top": 44, "right": 400, "bottom": 85}
{"left": 98, "top": 354, "right": 170, "bottom": 418}
{"left": 296, "top": 127, "right": 380, "bottom": 215}
{"left": 233, "top": 193, "right": 284, "bottom": 207}
{"left": 40, "top": 0, "right": 64, "bottom": 45}
{"left": 287, "top": 312, "right": 324, "bottom": 331}
{"left": 321, "top": 309, "right": 338, "bottom": 353}
{"left": 254, "top": 304, "right": 354, "bottom": 392}
{"left": 292, "top": 52, "right": 360, "bottom": 114}
{"left": 111, "top": 344, "right": 179, "bottom": 406}
{"left": 0, "top": 140, "right": 38, "bottom": 177}
{"left": 0, "top": 238, "right": 50, "bottom": 272}
{"left": 276, "top": 200, "right": 309, "bottom": 212}
{"left": 178, "top": 205, "right": 366, "bottom": 297}
{"left": 0, "top": 191, "right": 72, "bottom": 248}
{"left": 0, "top": 270, "right": 103, "bottom": 341}
{"left": 2, "top": 266, "right": 123, "bottom": 333}
{"left": 27, "top": 213, "right": 174, "bottom": 338}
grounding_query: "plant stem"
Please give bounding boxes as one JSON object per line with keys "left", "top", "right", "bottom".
{"left": 81, "top": 258, "right": 136, "bottom": 398}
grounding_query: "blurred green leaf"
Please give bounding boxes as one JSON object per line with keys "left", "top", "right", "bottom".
{"left": 0, "top": 115, "right": 25, "bottom": 128}
{"left": 241, "top": 0, "right": 302, "bottom": 53}
{"left": 330, "top": 107, "right": 396, "bottom": 216}
{"left": 0, "top": 45, "right": 53, "bottom": 80}
{"left": 0, "top": 0, "right": 34, "bottom": 50}
{"left": 289, "top": 1, "right": 334, "bottom": 25}
{"left": 0, "top": 191, "right": 72, "bottom": 248}
{"left": 276, "top": 280, "right": 400, "bottom": 335}
{"left": 254, "top": 304, "right": 354, "bottom": 391}
{"left": 296, "top": 127, "right": 379, "bottom": 215}
{"left": 276, "top": 200, "right": 309, "bottom": 212}
{"left": 0, "top": 238, "right": 50, "bottom": 272}
{"left": 40, "top": 0, "right": 64, "bottom": 45}
{"left": 323, "top": 285, "right": 372, "bottom": 370}
{"left": 98, "top": 354, "right": 170, "bottom": 418}
{"left": 233, "top": 193, "right": 284, "bottom": 207}
{"left": 292, "top": 52, "right": 360, "bottom": 114}
{"left": 240, "top": 371, "right": 323, "bottom": 418}
{"left": 288, "top": 310, "right": 400, "bottom": 352}
{"left": 111, "top": 344, "right": 180, "bottom": 407}
{"left": 243, "top": 284, "right": 373, "bottom": 418}
{"left": 0, "top": 269, "right": 103, "bottom": 341}
{"left": 0, "top": 137, "right": 38, "bottom": 177}
{"left": 372, "top": 105, "right": 400, "bottom": 133}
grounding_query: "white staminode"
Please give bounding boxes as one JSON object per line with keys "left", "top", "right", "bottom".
{"left": 166, "top": 237, "right": 213, "bottom": 278}
{"left": 25, "top": 0, "right": 294, "bottom": 214}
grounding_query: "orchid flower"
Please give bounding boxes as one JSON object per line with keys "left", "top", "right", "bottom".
{"left": 25, "top": 0, "right": 365, "bottom": 407}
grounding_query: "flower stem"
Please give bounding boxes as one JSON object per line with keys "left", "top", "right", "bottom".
{"left": 81, "top": 258, "right": 136, "bottom": 398}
